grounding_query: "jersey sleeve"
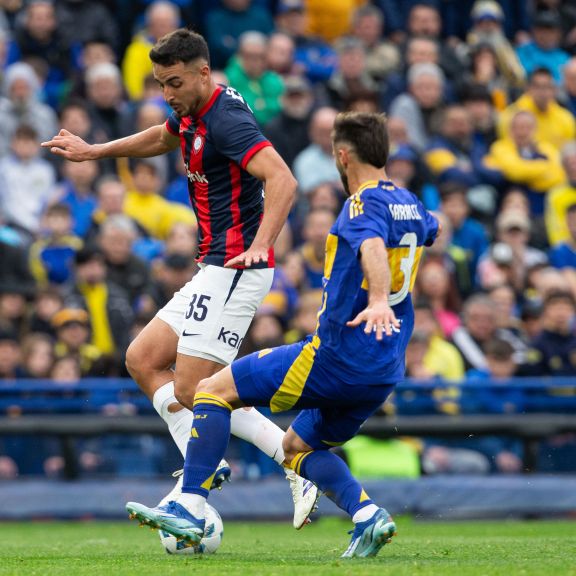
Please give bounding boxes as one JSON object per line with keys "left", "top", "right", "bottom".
{"left": 165, "top": 112, "right": 180, "bottom": 136}
{"left": 211, "top": 98, "right": 271, "bottom": 169}
{"left": 337, "top": 192, "right": 391, "bottom": 256}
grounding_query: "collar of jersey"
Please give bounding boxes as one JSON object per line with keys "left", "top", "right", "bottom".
{"left": 194, "top": 85, "right": 224, "bottom": 119}
{"left": 356, "top": 179, "right": 394, "bottom": 194}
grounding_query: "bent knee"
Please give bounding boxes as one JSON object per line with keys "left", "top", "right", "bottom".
{"left": 195, "top": 377, "right": 213, "bottom": 395}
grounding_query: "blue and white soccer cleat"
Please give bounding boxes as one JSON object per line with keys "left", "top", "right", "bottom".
{"left": 126, "top": 500, "right": 205, "bottom": 544}
{"left": 341, "top": 508, "right": 396, "bottom": 558}
{"left": 159, "top": 459, "right": 231, "bottom": 507}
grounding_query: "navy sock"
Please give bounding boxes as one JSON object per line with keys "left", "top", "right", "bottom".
{"left": 296, "top": 450, "right": 374, "bottom": 517}
{"left": 182, "top": 393, "right": 232, "bottom": 497}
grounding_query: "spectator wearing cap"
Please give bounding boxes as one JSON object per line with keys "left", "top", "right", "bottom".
{"left": 121, "top": 1, "right": 180, "bottom": 100}
{"left": 0, "top": 62, "right": 58, "bottom": 157}
{"left": 293, "top": 107, "right": 341, "bottom": 194}
{"left": 477, "top": 211, "right": 547, "bottom": 292}
{"left": 549, "top": 204, "right": 576, "bottom": 271}
{"left": 64, "top": 247, "right": 134, "bottom": 363}
{"left": 274, "top": 0, "right": 337, "bottom": 84}
{"left": 351, "top": 5, "right": 400, "bottom": 81}
{"left": 205, "top": 0, "right": 274, "bottom": 70}
{"left": 528, "top": 291, "right": 576, "bottom": 376}
{"left": 98, "top": 215, "right": 151, "bottom": 306}
{"left": 263, "top": 75, "right": 313, "bottom": 169}
{"left": 466, "top": 0, "right": 525, "bottom": 90}
{"left": 321, "top": 36, "right": 382, "bottom": 111}
{"left": 225, "top": 31, "right": 284, "bottom": 126}
{"left": 11, "top": 0, "right": 75, "bottom": 108}
{"left": 546, "top": 142, "right": 576, "bottom": 246}
{"left": 51, "top": 308, "right": 102, "bottom": 376}
{"left": 484, "top": 109, "right": 565, "bottom": 216}
{"left": 517, "top": 11, "right": 570, "bottom": 85}
{"left": 389, "top": 62, "right": 445, "bottom": 151}
{"left": 439, "top": 182, "right": 489, "bottom": 281}
{"left": 498, "top": 67, "right": 576, "bottom": 152}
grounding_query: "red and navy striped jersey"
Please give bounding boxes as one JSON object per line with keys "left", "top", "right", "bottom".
{"left": 165, "top": 84, "right": 274, "bottom": 268}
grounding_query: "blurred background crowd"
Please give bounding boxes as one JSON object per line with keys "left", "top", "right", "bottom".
{"left": 0, "top": 0, "right": 575, "bottom": 480}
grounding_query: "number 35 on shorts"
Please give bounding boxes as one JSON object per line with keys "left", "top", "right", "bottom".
{"left": 185, "top": 293, "right": 211, "bottom": 322}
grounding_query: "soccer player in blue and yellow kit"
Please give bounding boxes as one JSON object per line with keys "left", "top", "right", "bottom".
{"left": 127, "top": 112, "right": 440, "bottom": 558}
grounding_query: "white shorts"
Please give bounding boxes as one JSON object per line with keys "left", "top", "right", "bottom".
{"left": 156, "top": 264, "right": 274, "bottom": 365}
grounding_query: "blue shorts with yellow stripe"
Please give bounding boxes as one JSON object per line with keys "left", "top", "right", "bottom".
{"left": 231, "top": 339, "right": 395, "bottom": 450}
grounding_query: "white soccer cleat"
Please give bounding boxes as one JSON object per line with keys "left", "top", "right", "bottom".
{"left": 159, "top": 459, "right": 231, "bottom": 506}
{"left": 286, "top": 469, "right": 320, "bottom": 529}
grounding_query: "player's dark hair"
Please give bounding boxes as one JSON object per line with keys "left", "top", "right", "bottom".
{"left": 332, "top": 112, "right": 389, "bottom": 168}
{"left": 150, "top": 28, "right": 210, "bottom": 67}
{"left": 46, "top": 202, "right": 71, "bottom": 217}
{"left": 566, "top": 203, "right": 576, "bottom": 214}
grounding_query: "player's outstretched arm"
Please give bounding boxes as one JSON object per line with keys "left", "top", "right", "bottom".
{"left": 346, "top": 237, "right": 400, "bottom": 341}
{"left": 41, "top": 125, "right": 179, "bottom": 162}
{"left": 225, "top": 146, "right": 297, "bottom": 268}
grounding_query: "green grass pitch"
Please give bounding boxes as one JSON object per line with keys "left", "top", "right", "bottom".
{"left": 0, "top": 517, "right": 574, "bottom": 576}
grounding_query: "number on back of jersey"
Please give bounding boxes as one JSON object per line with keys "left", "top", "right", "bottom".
{"left": 225, "top": 86, "right": 253, "bottom": 113}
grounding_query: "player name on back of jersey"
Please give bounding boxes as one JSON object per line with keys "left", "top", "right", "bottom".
{"left": 388, "top": 203, "right": 422, "bottom": 221}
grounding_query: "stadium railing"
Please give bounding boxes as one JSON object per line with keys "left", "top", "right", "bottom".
{"left": 0, "top": 378, "right": 575, "bottom": 478}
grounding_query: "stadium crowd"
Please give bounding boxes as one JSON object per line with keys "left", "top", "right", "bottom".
{"left": 0, "top": 0, "right": 575, "bottom": 478}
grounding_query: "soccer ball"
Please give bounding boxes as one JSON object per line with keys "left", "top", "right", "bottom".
{"left": 158, "top": 503, "right": 223, "bottom": 556}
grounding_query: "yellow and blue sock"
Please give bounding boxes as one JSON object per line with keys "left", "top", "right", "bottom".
{"left": 182, "top": 393, "right": 233, "bottom": 498}
{"left": 296, "top": 450, "right": 374, "bottom": 518}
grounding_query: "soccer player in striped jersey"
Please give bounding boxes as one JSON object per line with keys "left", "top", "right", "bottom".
{"left": 125, "top": 112, "right": 440, "bottom": 558}
{"left": 42, "top": 28, "right": 318, "bottom": 528}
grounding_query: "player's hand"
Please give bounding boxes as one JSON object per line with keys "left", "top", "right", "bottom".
{"left": 346, "top": 300, "right": 400, "bottom": 341}
{"left": 41, "top": 129, "right": 95, "bottom": 161}
{"left": 224, "top": 246, "right": 269, "bottom": 269}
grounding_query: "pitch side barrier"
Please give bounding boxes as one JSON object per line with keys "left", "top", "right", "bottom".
{"left": 0, "top": 378, "right": 574, "bottom": 478}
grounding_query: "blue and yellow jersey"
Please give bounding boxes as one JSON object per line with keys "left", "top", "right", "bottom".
{"left": 312, "top": 179, "right": 438, "bottom": 385}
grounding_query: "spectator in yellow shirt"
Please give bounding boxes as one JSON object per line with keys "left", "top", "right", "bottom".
{"left": 484, "top": 110, "right": 565, "bottom": 216}
{"left": 498, "top": 67, "right": 576, "bottom": 151}
{"left": 123, "top": 159, "right": 196, "bottom": 240}
{"left": 546, "top": 142, "right": 576, "bottom": 246}
{"left": 121, "top": 1, "right": 180, "bottom": 101}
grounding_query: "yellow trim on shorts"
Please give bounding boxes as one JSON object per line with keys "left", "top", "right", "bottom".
{"left": 194, "top": 392, "right": 233, "bottom": 412}
{"left": 269, "top": 342, "right": 316, "bottom": 413}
